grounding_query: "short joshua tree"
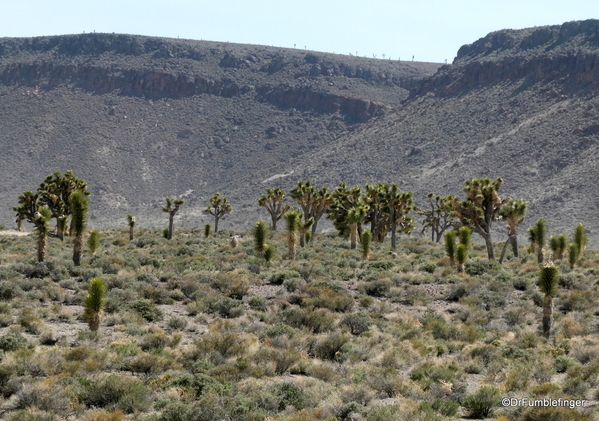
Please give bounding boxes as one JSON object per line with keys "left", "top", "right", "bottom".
{"left": 539, "top": 263, "right": 559, "bottom": 338}
{"left": 83, "top": 277, "right": 107, "bottom": 332}
{"left": 88, "top": 230, "right": 99, "bottom": 255}
{"left": 284, "top": 210, "right": 302, "bottom": 260}
{"left": 253, "top": 221, "right": 269, "bottom": 257}
{"left": 127, "top": 214, "right": 136, "bottom": 241}
{"left": 163, "top": 198, "right": 184, "bottom": 240}
{"left": 71, "top": 190, "right": 89, "bottom": 266}
{"left": 204, "top": 193, "right": 231, "bottom": 233}
{"left": 361, "top": 229, "right": 373, "bottom": 260}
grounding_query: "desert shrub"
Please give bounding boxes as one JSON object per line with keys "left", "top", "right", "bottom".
{"left": 559, "top": 290, "right": 596, "bottom": 312}
{"left": 341, "top": 313, "right": 372, "bottom": 335}
{"left": 104, "top": 288, "right": 138, "bottom": 314}
{"left": 555, "top": 355, "right": 578, "bottom": 373}
{"left": 366, "top": 404, "right": 400, "bottom": 421}
{"left": 363, "top": 261, "right": 393, "bottom": 270}
{"left": 13, "top": 382, "right": 71, "bottom": 416}
{"left": 446, "top": 285, "right": 467, "bottom": 302}
{"left": 420, "top": 398, "right": 460, "bottom": 417}
{"left": 268, "top": 271, "right": 301, "bottom": 285}
{"left": 462, "top": 385, "right": 501, "bottom": 418}
{"left": 362, "top": 279, "right": 391, "bottom": 297}
{"left": 520, "top": 407, "right": 590, "bottom": 421}
{"left": 80, "top": 375, "right": 150, "bottom": 413}
{"left": 138, "top": 256, "right": 161, "bottom": 268}
{"left": 272, "top": 382, "right": 307, "bottom": 410}
{"left": 313, "top": 332, "right": 350, "bottom": 361}
{"left": 465, "top": 259, "right": 501, "bottom": 276}
{"left": 513, "top": 278, "right": 529, "bottom": 291}
{"left": 410, "top": 362, "right": 460, "bottom": 389}
{"left": 194, "top": 332, "right": 246, "bottom": 360}
{"left": 5, "top": 410, "right": 59, "bottom": 421}
{"left": 129, "top": 299, "right": 163, "bottom": 322}
{"left": 167, "top": 316, "right": 188, "bottom": 331}
{"left": 208, "top": 297, "right": 245, "bottom": 318}
{"left": 304, "top": 285, "right": 354, "bottom": 312}
{"left": 0, "top": 333, "right": 29, "bottom": 352}
{"left": 248, "top": 296, "right": 267, "bottom": 311}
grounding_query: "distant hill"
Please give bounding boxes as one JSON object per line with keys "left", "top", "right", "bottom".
{"left": 2, "top": 21, "right": 599, "bottom": 247}
{"left": 0, "top": 33, "right": 439, "bottom": 230}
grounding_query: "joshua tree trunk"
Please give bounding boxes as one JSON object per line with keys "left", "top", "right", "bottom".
{"left": 350, "top": 222, "right": 358, "bottom": 250}
{"left": 73, "top": 235, "right": 83, "bottom": 266}
{"left": 37, "top": 231, "right": 47, "bottom": 263}
{"left": 168, "top": 214, "right": 174, "bottom": 240}
{"left": 299, "top": 227, "right": 306, "bottom": 247}
{"left": 57, "top": 216, "right": 67, "bottom": 241}
{"left": 288, "top": 231, "right": 297, "bottom": 260}
{"left": 129, "top": 226, "right": 134, "bottom": 241}
{"left": 483, "top": 234, "right": 495, "bottom": 261}
{"left": 271, "top": 216, "right": 278, "bottom": 232}
{"left": 499, "top": 235, "right": 518, "bottom": 264}
{"left": 214, "top": 216, "right": 219, "bottom": 234}
{"left": 542, "top": 295, "right": 553, "bottom": 338}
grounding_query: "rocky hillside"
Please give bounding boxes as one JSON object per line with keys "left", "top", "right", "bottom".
{"left": 0, "top": 33, "right": 439, "bottom": 230}
{"left": 2, "top": 21, "right": 599, "bottom": 247}
{"left": 245, "top": 19, "right": 599, "bottom": 246}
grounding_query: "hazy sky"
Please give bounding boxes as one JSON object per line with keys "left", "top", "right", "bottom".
{"left": 2, "top": 1, "right": 599, "bottom": 63}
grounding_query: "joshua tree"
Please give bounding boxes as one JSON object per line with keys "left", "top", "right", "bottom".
{"left": 290, "top": 181, "right": 331, "bottom": 244}
{"left": 327, "top": 183, "right": 363, "bottom": 238}
{"left": 533, "top": 219, "right": 547, "bottom": 264}
{"left": 253, "top": 221, "right": 269, "bottom": 257}
{"left": 498, "top": 199, "right": 528, "bottom": 264}
{"left": 444, "top": 230, "right": 456, "bottom": 268}
{"left": 71, "top": 190, "right": 89, "bottom": 266}
{"left": 264, "top": 245, "right": 275, "bottom": 262}
{"left": 83, "top": 277, "right": 106, "bottom": 332}
{"left": 88, "top": 230, "right": 99, "bottom": 255}
{"left": 299, "top": 218, "right": 314, "bottom": 248}
{"left": 163, "top": 197, "right": 184, "bottom": 240}
{"left": 568, "top": 243, "right": 579, "bottom": 269}
{"left": 362, "top": 183, "right": 386, "bottom": 242}
{"left": 419, "top": 193, "right": 455, "bottom": 242}
{"left": 258, "top": 187, "right": 290, "bottom": 231}
{"left": 284, "top": 210, "right": 302, "bottom": 260}
{"left": 347, "top": 205, "right": 369, "bottom": 249}
{"left": 574, "top": 223, "right": 587, "bottom": 259}
{"left": 361, "top": 229, "right": 373, "bottom": 260}
{"left": 127, "top": 214, "right": 136, "bottom": 241}
{"left": 204, "top": 193, "right": 231, "bottom": 233}
{"left": 14, "top": 191, "right": 51, "bottom": 262}
{"left": 448, "top": 177, "right": 509, "bottom": 260}
{"left": 383, "top": 183, "right": 415, "bottom": 249}
{"left": 38, "top": 170, "right": 89, "bottom": 240}
{"left": 539, "top": 263, "right": 559, "bottom": 338}
{"left": 204, "top": 223, "right": 211, "bottom": 238}
{"left": 549, "top": 234, "right": 567, "bottom": 261}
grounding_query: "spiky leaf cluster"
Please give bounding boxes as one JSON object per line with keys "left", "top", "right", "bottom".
{"left": 83, "top": 278, "right": 107, "bottom": 332}
{"left": 258, "top": 187, "right": 290, "bottom": 231}
{"left": 538, "top": 263, "right": 559, "bottom": 297}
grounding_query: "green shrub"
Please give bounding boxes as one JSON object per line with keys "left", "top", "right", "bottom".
{"left": 462, "top": 385, "right": 501, "bottom": 418}
{"left": 313, "top": 332, "right": 350, "bottom": 360}
{"left": 341, "top": 313, "right": 372, "bottom": 335}
{"left": 80, "top": 374, "right": 151, "bottom": 413}
{"left": 273, "top": 382, "right": 307, "bottom": 410}
{"left": 129, "top": 299, "right": 164, "bottom": 322}
{"left": 465, "top": 259, "right": 500, "bottom": 276}
{"left": 268, "top": 271, "right": 301, "bottom": 285}
{"left": 0, "top": 333, "right": 29, "bottom": 352}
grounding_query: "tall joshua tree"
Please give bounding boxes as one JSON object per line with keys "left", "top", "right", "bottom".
{"left": 383, "top": 183, "right": 415, "bottom": 249}
{"left": 347, "top": 204, "right": 370, "bottom": 249}
{"left": 574, "top": 223, "right": 587, "bottom": 259}
{"left": 363, "top": 183, "right": 386, "bottom": 242}
{"left": 163, "top": 198, "right": 184, "bottom": 240}
{"left": 498, "top": 199, "right": 528, "bottom": 264}
{"left": 127, "top": 214, "right": 136, "bottom": 241}
{"left": 204, "top": 193, "right": 231, "bottom": 233}
{"left": 258, "top": 187, "right": 290, "bottom": 231}
{"left": 539, "top": 263, "right": 559, "bottom": 338}
{"left": 290, "top": 181, "right": 331, "bottom": 244}
{"left": 14, "top": 191, "right": 51, "bottom": 262}
{"left": 83, "top": 277, "right": 106, "bottom": 332}
{"left": 448, "top": 177, "right": 509, "bottom": 260}
{"left": 284, "top": 210, "right": 302, "bottom": 260}
{"left": 71, "top": 190, "right": 89, "bottom": 266}
{"left": 327, "top": 183, "right": 363, "bottom": 238}
{"left": 419, "top": 193, "right": 455, "bottom": 242}
{"left": 38, "top": 170, "right": 89, "bottom": 240}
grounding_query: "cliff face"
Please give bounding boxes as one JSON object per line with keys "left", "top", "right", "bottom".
{"left": 0, "top": 34, "right": 438, "bottom": 123}
{"left": 412, "top": 20, "right": 599, "bottom": 97}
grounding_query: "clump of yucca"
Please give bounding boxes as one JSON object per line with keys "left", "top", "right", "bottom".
{"left": 361, "top": 229, "right": 373, "bottom": 260}
{"left": 83, "top": 278, "right": 107, "bottom": 332}
{"left": 253, "top": 221, "right": 268, "bottom": 257}
{"left": 88, "top": 230, "right": 99, "bottom": 255}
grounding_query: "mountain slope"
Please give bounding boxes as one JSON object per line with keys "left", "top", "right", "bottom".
{"left": 0, "top": 33, "right": 439, "bottom": 229}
